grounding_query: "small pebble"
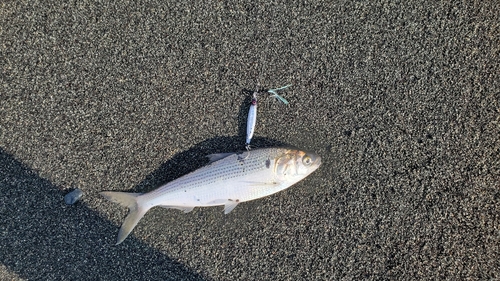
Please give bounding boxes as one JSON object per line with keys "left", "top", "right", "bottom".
{"left": 64, "top": 189, "right": 84, "bottom": 205}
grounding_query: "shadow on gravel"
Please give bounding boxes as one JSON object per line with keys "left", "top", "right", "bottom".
{"left": 0, "top": 147, "right": 207, "bottom": 281}
{"left": 0, "top": 94, "right": 288, "bottom": 280}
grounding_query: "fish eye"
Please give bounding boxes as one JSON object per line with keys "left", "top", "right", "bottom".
{"left": 302, "top": 155, "right": 312, "bottom": 166}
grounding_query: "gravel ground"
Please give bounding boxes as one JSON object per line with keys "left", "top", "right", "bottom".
{"left": 1, "top": 1, "right": 499, "bottom": 280}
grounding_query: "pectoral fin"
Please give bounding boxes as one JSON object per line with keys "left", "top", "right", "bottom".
{"left": 241, "top": 181, "right": 279, "bottom": 187}
{"left": 224, "top": 200, "right": 239, "bottom": 214}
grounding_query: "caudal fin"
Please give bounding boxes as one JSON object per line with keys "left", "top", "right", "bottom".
{"left": 100, "top": 191, "right": 148, "bottom": 245}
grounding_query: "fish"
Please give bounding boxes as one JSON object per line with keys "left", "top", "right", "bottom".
{"left": 101, "top": 147, "right": 321, "bottom": 244}
{"left": 245, "top": 91, "right": 258, "bottom": 150}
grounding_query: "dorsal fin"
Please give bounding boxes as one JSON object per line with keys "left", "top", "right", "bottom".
{"left": 206, "top": 153, "right": 234, "bottom": 164}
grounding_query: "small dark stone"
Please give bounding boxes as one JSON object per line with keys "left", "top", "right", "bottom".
{"left": 64, "top": 189, "right": 83, "bottom": 205}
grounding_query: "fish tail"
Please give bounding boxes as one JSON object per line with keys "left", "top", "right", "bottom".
{"left": 100, "top": 191, "right": 148, "bottom": 245}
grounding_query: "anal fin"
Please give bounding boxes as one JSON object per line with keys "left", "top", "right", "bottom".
{"left": 224, "top": 200, "right": 239, "bottom": 214}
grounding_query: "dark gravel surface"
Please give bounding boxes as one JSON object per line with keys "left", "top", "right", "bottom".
{"left": 1, "top": 1, "right": 499, "bottom": 280}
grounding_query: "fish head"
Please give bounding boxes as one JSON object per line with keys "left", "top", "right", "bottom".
{"left": 275, "top": 148, "right": 321, "bottom": 182}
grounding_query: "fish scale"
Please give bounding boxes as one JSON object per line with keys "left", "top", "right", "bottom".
{"left": 152, "top": 150, "right": 271, "bottom": 190}
{"left": 145, "top": 149, "right": 278, "bottom": 205}
{"left": 101, "top": 147, "right": 321, "bottom": 244}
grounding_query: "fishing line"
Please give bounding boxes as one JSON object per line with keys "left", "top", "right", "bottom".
{"left": 254, "top": 0, "right": 273, "bottom": 93}
{"left": 244, "top": 2, "right": 289, "bottom": 155}
{"left": 245, "top": 1, "right": 274, "bottom": 154}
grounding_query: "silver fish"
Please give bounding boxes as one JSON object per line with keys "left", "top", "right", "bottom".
{"left": 101, "top": 147, "right": 321, "bottom": 244}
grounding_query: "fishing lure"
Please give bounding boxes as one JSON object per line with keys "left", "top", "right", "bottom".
{"left": 245, "top": 85, "right": 291, "bottom": 151}
{"left": 245, "top": 91, "right": 258, "bottom": 150}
